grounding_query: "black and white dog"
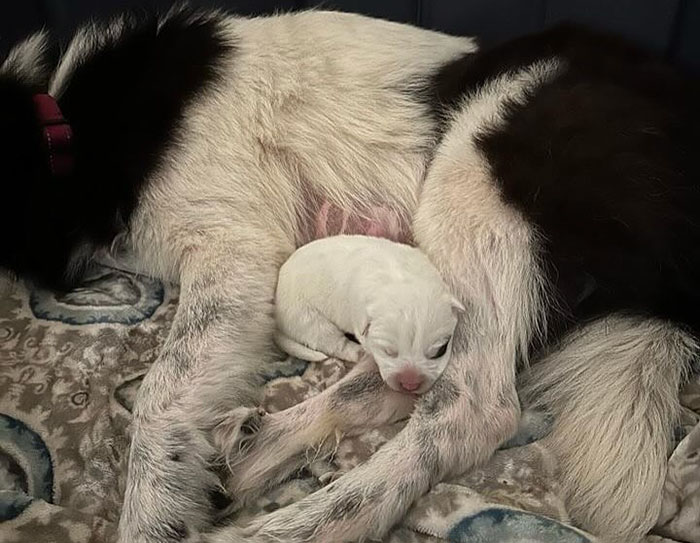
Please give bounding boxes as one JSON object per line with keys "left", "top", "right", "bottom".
{"left": 1, "top": 5, "right": 698, "bottom": 543}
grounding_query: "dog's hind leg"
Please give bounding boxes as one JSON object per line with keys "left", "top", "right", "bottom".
{"left": 117, "top": 235, "right": 292, "bottom": 543}
{"left": 520, "top": 316, "right": 698, "bottom": 543}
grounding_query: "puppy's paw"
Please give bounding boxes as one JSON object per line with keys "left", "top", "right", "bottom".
{"left": 213, "top": 406, "right": 267, "bottom": 465}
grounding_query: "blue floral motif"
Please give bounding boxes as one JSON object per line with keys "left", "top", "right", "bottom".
{"left": 0, "top": 491, "right": 33, "bottom": 521}
{"left": 29, "top": 267, "right": 164, "bottom": 325}
{"left": 262, "top": 357, "right": 309, "bottom": 382}
{"left": 449, "top": 508, "right": 592, "bottom": 542}
{"left": 0, "top": 415, "right": 54, "bottom": 521}
{"left": 500, "top": 410, "right": 553, "bottom": 449}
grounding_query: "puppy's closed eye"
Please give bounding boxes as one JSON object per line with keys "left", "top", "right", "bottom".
{"left": 429, "top": 341, "right": 449, "bottom": 360}
{"left": 382, "top": 347, "right": 398, "bottom": 358}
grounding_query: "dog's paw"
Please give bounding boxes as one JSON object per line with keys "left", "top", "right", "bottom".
{"left": 213, "top": 406, "right": 267, "bottom": 465}
{"left": 307, "top": 459, "right": 347, "bottom": 486}
{"left": 119, "top": 421, "right": 228, "bottom": 543}
{"left": 318, "top": 468, "right": 348, "bottom": 486}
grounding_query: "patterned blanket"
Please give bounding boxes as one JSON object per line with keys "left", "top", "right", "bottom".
{"left": 1, "top": 267, "right": 699, "bottom": 543}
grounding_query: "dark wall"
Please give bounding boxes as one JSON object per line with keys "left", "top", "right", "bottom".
{"left": 1, "top": 1, "right": 699, "bottom": 71}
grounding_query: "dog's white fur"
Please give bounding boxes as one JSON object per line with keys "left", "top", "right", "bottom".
{"left": 3, "top": 8, "right": 697, "bottom": 543}
{"left": 275, "top": 234, "right": 463, "bottom": 393}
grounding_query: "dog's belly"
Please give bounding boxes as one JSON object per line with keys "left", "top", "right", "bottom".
{"left": 297, "top": 200, "right": 413, "bottom": 247}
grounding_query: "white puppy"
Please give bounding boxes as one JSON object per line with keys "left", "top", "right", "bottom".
{"left": 275, "top": 235, "right": 464, "bottom": 393}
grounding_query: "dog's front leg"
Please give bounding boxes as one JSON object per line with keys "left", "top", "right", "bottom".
{"left": 207, "top": 335, "right": 519, "bottom": 543}
{"left": 117, "top": 236, "right": 291, "bottom": 543}
{"left": 215, "top": 356, "right": 415, "bottom": 509}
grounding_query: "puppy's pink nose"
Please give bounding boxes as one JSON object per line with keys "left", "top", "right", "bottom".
{"left": 396, "top": 368, "right": 424, "bottom": 392}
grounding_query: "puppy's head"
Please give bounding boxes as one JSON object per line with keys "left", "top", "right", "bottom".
{"left": 361, "top": 282, "right": 464, "bottom": 395}
{"left": 0, "top": 33, "right": 77, "bottom": 288}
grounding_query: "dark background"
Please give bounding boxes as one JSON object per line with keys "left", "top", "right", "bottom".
{"left": 1, "top": 0, "right": 699, "bottom": 72}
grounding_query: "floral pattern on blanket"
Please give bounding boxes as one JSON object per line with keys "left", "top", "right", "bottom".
{"left": 1, "top": 268, "right": 699, "bottom": 543}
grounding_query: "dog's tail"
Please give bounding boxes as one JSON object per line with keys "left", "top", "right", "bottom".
{"left": 520, "top": 316, "right": 698, "bottom": 543}
{"left": 274, "top": 331, "right": 328, "bottom": 362}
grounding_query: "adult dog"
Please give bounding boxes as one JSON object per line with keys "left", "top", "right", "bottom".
{"left": 0, "top": 5, "right": 698, "bottom": 543}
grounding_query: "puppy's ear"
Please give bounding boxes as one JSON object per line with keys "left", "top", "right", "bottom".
{"left": 451, "top": 296, "right": 466, "bottom": 314}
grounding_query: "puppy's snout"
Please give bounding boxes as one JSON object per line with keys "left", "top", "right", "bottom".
{"left": 395, "top": 368, "right": 425, "bottom": 393}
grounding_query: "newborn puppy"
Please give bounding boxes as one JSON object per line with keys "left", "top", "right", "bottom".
{"left": 275, "top": 235, "right": 464, "bottom": 393}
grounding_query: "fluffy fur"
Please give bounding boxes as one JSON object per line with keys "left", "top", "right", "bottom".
{"left": 275, "top": 234, "right": 463, "bottom": 393}
{"left": 212, "top": 356, "right": 416, "bottom": 512}
{"left": 0, "top": 6, "right": 698, "bottom": 543}
{"left": 521, "top": 317, "right": 698, "bottom": 543}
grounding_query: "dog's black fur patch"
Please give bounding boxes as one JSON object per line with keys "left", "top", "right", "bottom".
{"left": 428, "top": 24, "right": 700, "bottom": 344}
{"left": 427, "top": 24, "right": 679, "bottom": 125}
{"left": 0, "top": 6, "right": 232, "bottom": 289}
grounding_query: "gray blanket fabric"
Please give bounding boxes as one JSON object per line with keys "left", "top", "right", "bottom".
{"left": 1, "top": 267, "right": 698, "bottom": 543}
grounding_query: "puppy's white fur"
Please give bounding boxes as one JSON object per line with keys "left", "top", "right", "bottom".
{"left": 275, "top": 234, "right": 463, "bottom": 393}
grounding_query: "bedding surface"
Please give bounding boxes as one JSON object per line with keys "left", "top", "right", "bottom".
{"left": 1, "top": 268, "right": 698, "bottom": 543}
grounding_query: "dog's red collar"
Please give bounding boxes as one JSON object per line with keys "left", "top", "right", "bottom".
{"left": 33, "top": 94, "right": 74, "bottom": 177}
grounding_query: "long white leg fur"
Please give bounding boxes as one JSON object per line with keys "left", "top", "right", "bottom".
{"left": 118, "top": 236, "right": 292, "bottom": 543}
{"left": 214, "top": 356, "right": 414, "bottom": 510}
